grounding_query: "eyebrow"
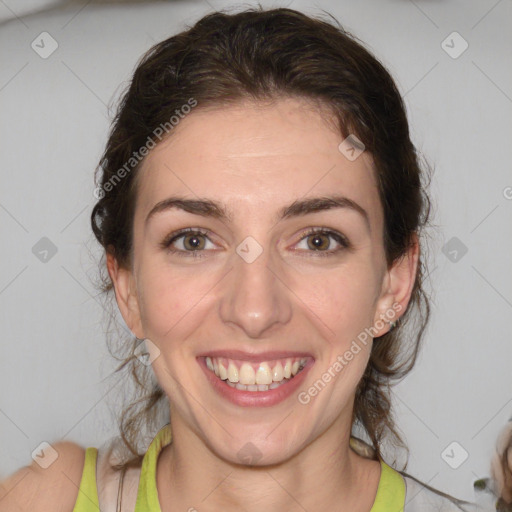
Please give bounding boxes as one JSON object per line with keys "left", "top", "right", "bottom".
{"left": 145, "top": 194, "right": 371, "bottom": 232}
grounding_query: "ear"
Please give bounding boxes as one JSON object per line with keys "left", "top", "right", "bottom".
{"left": 106, "top": 252, "right": 144, "bottom": 339}
{"left": 372, "top": 232, "right": 420, "bottom": 336}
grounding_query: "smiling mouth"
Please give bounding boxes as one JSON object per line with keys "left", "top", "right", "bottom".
{"left": 203, "top": 355, "right": 310, "bottom": 392}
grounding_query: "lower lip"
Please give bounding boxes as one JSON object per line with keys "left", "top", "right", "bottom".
{"left": 197, "top": 357, "right": 314, "bottom": 407}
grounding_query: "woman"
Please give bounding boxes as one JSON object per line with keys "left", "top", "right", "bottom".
{"left": 1, "top": 6, "right": 505, "bottom": 511}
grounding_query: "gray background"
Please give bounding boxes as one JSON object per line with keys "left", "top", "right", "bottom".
{"left": 1, "top": 0, "right": 511, "bottom": 503}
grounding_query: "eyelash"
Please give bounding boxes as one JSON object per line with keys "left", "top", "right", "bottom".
{"left": 160, "top": 227, "right": 350, "bottom": 259}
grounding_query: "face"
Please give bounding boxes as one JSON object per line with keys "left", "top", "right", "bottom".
{"left": 109, "top": 97, "right": 417, "bottom": 465}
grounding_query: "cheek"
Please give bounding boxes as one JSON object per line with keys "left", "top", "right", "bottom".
{"left": 135, "top": 244, "right": 381, "bottom": 347}
{"left": 136, "top": 260, "right": 213, "bottom": 340}
{"left": 295, "top": 264, "right": 379, "bottom": 340}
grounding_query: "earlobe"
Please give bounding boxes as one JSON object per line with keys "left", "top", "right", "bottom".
{"left": 373, "top": 233, "right": 420, "bottom": 336}
{"left": 106, "top": 252, "right": 144, "bottom": 339}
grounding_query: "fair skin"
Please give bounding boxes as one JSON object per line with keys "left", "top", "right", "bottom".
{"left": 107, "top": 97, "right": 419, "bottom": 512}
{"left": 0, "top": 97, "right": 418, "bottom": 511}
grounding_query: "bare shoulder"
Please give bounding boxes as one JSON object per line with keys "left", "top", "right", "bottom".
{"left": 0, "top": 440, "right": 86, "bottom": 512}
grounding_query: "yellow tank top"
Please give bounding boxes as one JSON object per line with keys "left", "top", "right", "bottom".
{"left": 72, "top": 424, "right": 405, "bottom": 511}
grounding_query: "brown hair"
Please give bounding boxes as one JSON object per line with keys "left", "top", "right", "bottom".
{"left": 92, "top": 4, "right": 434, "bottom": 480}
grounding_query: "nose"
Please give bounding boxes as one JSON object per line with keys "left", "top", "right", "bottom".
{"left": 218, "top": 240, "right": 292, "bottom": 339}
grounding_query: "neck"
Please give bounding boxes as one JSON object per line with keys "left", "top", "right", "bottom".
{"left": 155, "top": 414, "right": 381, "bottom": 512}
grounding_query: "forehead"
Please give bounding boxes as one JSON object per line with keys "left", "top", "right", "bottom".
{"left": 135, "top": 97, "right": 383, "bottom": 233}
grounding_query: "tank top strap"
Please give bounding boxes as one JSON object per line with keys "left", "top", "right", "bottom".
{"left": 134, "top": 423, "right": 173, "bottom": 512}
{"left": 371, "top": 458, "right": 406, "bottom": 512}
{"left": 72, "top": 447, "right": 100, "bottom": 511}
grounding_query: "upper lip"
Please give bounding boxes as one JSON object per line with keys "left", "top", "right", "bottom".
{"left": 197, "top": 349, "right": 315, "bottom": 362}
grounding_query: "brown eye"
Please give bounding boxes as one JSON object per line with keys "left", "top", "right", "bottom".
{"left": 295, "top": 228, "right": 349, "bottom": 257}
{"left": 160, "top": 228, "right": 214, "bottom": 258}
{"left": 182, "top": 233, "right": 206, "bottom": 251}
{"left": 306, "top": 233, "right": 331, "bottom": 251}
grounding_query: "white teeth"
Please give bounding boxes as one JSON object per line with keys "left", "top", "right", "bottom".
{"left": 255, "top": 362, "right": 273, "bottom": 385}
{"left": 272, "top": 361, "right": 284, "bottom": 382}
{"left": 227, "top": 362, "right": 239, "bottom": 383}
{"left": 226, "top": 378, "right": 292, "bottom": 392}
{"left": 239, "top": 363, "right": 256, "bottom": 385}
{"left": 218, "top": 361, "right": 228, "bottom": 380}
{"left": 283, "top": 360, "right": 292, "bottom": 379}
{"left": 205, "top": 356, "right": 310, "bottom": 391}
